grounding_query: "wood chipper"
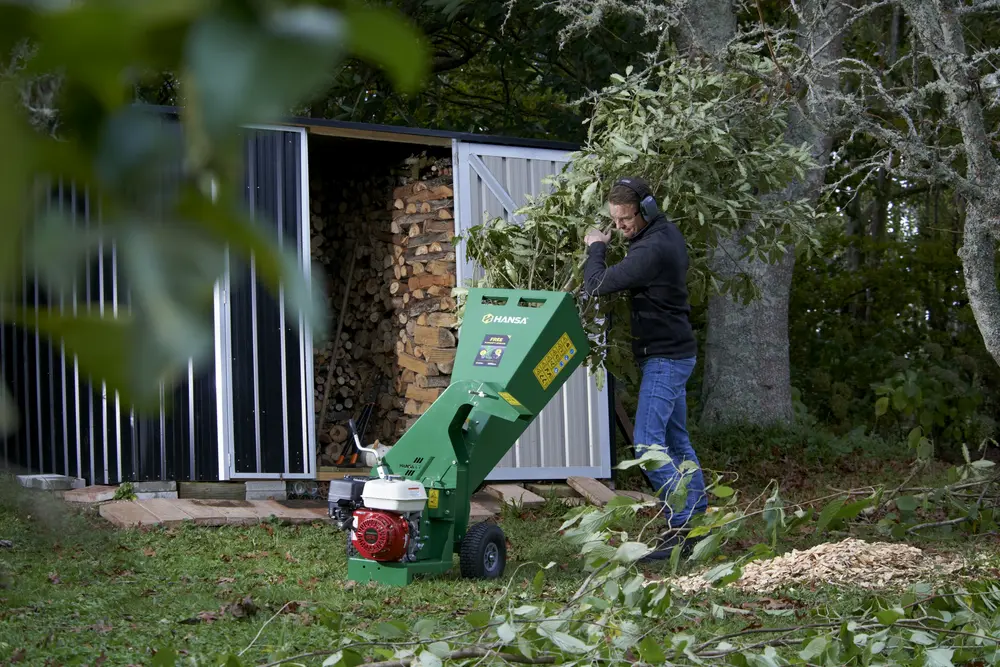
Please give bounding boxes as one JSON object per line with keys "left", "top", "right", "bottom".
{"left": 327, "top": 288, "right": 590, "bottom": 586}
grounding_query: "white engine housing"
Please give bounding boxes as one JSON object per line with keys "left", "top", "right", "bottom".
{"left": 362, "top": 478, "right": 428, "bottom": 513}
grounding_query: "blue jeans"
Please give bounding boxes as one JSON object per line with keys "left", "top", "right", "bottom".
{"left": 633, "top": 356, "right": 707, "bottom": 529}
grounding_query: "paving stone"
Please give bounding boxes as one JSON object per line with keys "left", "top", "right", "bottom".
{"left": 172, "top": 500, "right": 228, "bottom": 526}
{"left": 135, "top": 491, "right": 179, "bottom": 500}
{"left": 99, "top": 501, "right": 161, "bottom": 528}
{"left": 483, "top": 484, "right": 545, "bottom": 506}
{"left": 16, "top": 474, "right": 85, "bottom": 491}
{"left": 258, "top": 500, "right": 327, "bottom": 524}
{"left": 567, "top": 476, "right": 618, "bottom": 506}
{"left": 134, "top": 481, "right": 177, "bottom": 493}
{"left": 525, "top": 483, "right": 580, "bottom": 499}
{"left": 140, "top": 499, "right": 196, "bottom": 527}
{"left": 63, "top": 485, "right": 118, "bottom": 503}
{"left": 617, "top": 490, "right": 659, "bottom": 504}
{"left": 246, "top": 481, "right": 287, "bottom": 491}
{"left": 246, "top": 491, "right": 288, "bottom": 501}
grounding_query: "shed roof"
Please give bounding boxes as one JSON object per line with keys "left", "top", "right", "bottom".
{"left": 136, "top": 104, "right": 581, "bottom": 153}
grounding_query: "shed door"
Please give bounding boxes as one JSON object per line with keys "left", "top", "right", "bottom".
{"left": 453, "top": 141, "right": 612, "bottom": 481}
{"left": 219, "top": 125, "right": 316, "bottom": 479}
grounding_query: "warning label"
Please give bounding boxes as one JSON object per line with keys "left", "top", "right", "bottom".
{"left": 474, "top": 333, "right": 509, "bottom": 367}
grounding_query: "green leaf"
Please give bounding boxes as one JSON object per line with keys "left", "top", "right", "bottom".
{"left": 689, "top": 532, "right": 721, "bottom": 561}
{"left": 415, "top": 650, "right": 442, "bottom": 667}
{"left": 875, "top": 609, "right": 903, "bottom": 625}
{"left": 875, "top": 397, "right": 889, "bottom": 417}
{"left": 637, "top": 636, "right": 666, "bottom": 663}
{"left": 342, "top": 5, "right": 428, "bottom": 94}
{"left": 532, "top": 569, "right": 544, "bottom": 594}
{"left": 816, "top": 497, "right": 845, "bottom": 533}
{"left": 613, "top": 541, "right": 652, "bottom": 563}
{"left": 176, "top": 188, "right": 327, "bottom": 341}
{"left": 323, "top": 650, "right": 363, "bottom": 667}
{"left": 546, "top": 631, "right": 593, "bottom": 653}
{"left": 414, "top": 618, "right": 437, "bottom": 639}
{"left": 186, "top": 7, "right": 345, "bottom": 137}
{"left": 464, "top": 611, "right": 490, "bottom": 628}
{"left": 497, "top": 622, "right": 517, "bottom": 643}
{"left": 895, "top": 496, "right": 918, "bottom": 512}
{"left": 924, "top": 648, "right": 954, "bottom": 667}
{"left": 375, "top": 621, "right": 406, "bottom": 639}
{"left": 711, "top": 485, "right": 735, "bottom": 498}
{"left": 798, "top": 636, "right": 828, "bottom": 661}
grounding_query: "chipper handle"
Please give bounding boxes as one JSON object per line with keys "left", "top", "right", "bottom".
{"left": 349, "top": 418, "right": 388, "bottom": 479}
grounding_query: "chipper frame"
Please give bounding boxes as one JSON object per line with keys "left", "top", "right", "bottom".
{"left": 327, "top": 288, "right": 589, "bottom": 586}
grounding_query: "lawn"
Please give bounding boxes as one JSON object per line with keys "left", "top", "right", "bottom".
{"left": 1, "top": 461, "right": 997, "bottom": 666}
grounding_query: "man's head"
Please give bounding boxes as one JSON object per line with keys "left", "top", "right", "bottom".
{"left": 608, "top": 177, "right": 653, "bottom": 239}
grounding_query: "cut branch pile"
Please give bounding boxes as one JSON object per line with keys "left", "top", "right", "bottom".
{"left": 666, "top": 538, "right": 968, "bottom": 594}
{"left": 387, "top": 158, "right": 458, "bottom": 437}
{"left": 310, "top": 171, "right": 402, "bottom": 462}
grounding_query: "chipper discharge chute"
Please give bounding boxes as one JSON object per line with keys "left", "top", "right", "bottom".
{"left": 327, "top": 288, "right": 590, "bottom": 586}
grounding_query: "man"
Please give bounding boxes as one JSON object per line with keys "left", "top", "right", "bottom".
{"left": 582, "top": 177, "right": 707, "bottom": 549}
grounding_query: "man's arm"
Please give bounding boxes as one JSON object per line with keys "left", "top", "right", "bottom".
{"left": 582, "top": 241, "right": 659, "bottom": 296}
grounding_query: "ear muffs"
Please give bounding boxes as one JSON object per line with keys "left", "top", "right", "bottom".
{"left": 615, "top": 177, "right": 660, "bottom": 223}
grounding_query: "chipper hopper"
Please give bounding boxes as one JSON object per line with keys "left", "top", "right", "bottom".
{"left": 327, "top": 288, "right": 590, "bottom": 586}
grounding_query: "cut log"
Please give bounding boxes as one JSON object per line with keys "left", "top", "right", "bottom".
{"left": 567, "top": 477, "right": 618, "bottom": 507}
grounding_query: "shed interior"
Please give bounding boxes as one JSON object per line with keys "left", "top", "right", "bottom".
{"left": 305, "top": 132, "right": 456, "bottom": 472}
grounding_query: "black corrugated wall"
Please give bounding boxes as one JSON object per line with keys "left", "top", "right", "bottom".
{"left": 1, "top": 121, "right": 311, "bottom": 484}
{"left": 227, "top": 128, "right": 310, "bottom": 478}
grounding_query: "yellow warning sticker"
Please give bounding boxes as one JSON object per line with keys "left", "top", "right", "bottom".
{"left": 498, "top": 391, "right": 522, "bottom": 407}
{"left": 428, "top": 489, "right": 439, "bottom": 509}
{"left": 533, "top": 333, "right": 577, "bottom": 390}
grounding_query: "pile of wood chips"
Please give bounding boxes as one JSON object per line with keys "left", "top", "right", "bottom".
{"left": 664, "top": 538, "right": 968, "bottom": 594}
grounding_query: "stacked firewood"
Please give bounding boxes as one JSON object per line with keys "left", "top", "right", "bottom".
{"left": 310, "top": 173, "right": 405, "bottom": 463}
{"left": 386, "top": 158, "right": 459, "bottom": 435}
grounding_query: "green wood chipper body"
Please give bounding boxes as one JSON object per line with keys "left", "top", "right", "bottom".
{"left": 344, "top": 288, "right": 589, "bottom": 586}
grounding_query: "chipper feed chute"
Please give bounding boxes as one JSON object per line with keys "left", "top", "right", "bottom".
{"left": 327, "top": 288, "right": 590, "bottom": 586}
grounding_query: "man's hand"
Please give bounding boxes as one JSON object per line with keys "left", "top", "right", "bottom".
{"left": 585, "top": 228, "right": 611, "bottom": 246}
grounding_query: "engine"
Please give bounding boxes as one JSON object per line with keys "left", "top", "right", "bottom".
{"left": 328, "top": 476, "right": 428, "bottom": 563}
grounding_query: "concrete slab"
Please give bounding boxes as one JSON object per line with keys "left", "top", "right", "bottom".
{"left": 139, "top": 498, "right": 196, "bottom": 527}
{"left": 483, "top": 484, "right": 546, "bottom": 506}
{"left": 258, "top": 500, "right": 327, "bottom": 524}
{"left": 134, "top": 481, "right": 177, "bottom": 493}
{"left": 99, "top": 501, "right": 161, "bottom": 528}
{"left": 617, "top": 490, "right": 659, "bottom": 504}
{"left": 16, "top": 474, "right": 85, "bottom": 491}
{"left": 63, "top": 485, "right": 118, "bottom": 503}
{"left": 172, "top": 500, "right": 228, "bottom": 526}
{"left": 567, "top": 477, "right": 617, "bottom": 506}
{"left": 135, "top": 491, "right": 179, "bottom": 500}
{"left": 469, "top": 502, "right": 495, "bottom": 523}
{"left": 525, "top": 483, "right": 580, "bottom": 499}
{"left": 246, "top": 481, "right": 287, "bottom": 491}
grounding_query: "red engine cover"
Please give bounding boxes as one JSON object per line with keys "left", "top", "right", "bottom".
{"left": 352, "top": 509, "right": 410, "bottom": 562}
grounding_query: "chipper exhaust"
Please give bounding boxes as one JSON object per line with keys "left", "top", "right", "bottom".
{"left": 327, "top": 288, "right": 590, "bottom": 586}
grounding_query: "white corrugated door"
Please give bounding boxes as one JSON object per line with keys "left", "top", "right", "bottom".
{"left": 453, "top": 141, "right": 612, "bottom": 482}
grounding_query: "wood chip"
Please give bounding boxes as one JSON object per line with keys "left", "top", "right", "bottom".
{"left": 660, "top": 538, "right": 968, "bottom": 594}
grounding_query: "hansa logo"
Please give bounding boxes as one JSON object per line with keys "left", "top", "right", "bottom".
{"left": 482, "top": 313, "right": 528, "bottom": 325}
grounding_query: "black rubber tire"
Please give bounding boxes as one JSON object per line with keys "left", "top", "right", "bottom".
{"left": 459, "top": 522, "right": 506, "bottom": 579}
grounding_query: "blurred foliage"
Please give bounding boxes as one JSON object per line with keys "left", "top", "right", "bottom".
{"left": 0, "top": 0, "right": 430, "bottom": 434}
{"left": 136, "top": 0, "right": 657, "bottom": 143}
{"left": 459, "top": 56, "right": 823, "bottom": 388}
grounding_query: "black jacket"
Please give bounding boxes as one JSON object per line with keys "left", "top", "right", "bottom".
{"left": 583, "top": 214, "right": 697, "bottom": 362}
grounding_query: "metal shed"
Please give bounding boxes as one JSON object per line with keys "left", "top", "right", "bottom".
{"left": 0, "top": 108, "right": 613, "bottom": 486}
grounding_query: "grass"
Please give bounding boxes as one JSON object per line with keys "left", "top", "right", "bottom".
{"left": 0, "top": 455, "right": 993, "bottom": 667}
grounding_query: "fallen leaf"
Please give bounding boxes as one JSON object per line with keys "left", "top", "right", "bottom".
{"left": 95, "top": 651, "right": 109, "bottom": 665}
{"left": 10, "top": 648, "right": 25, "bottom": 663}
{"left": 285, "top": 551, "right": 299, "bottom": 563}
{"left": 224, "top": 596, "right": 258, "bottom": 619}
{"left": 217, "top": 577, "right": 236, "bottom": 585}
{"left": 143, "top": 547, "right": 156, "bottom": 557}
{"left": 263, "top": 523, "right": 275, "bottom": 536}
{"left": 47, "top": 572, "right": 61, "bottom": 585}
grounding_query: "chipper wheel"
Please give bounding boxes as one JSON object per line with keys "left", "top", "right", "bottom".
{"left": 459, "top": 522, "right": 507, "bottom": 579}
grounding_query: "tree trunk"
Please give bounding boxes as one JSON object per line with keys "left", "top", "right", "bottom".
{"left": 899, "top": 0, "right": 1000, "bottom": 367}
{"left": 698, "top": 0, "right": 848, "bottom": 427}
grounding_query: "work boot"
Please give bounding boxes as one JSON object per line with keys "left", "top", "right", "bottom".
{"left": 639, "top": 527, "right": 699, "bottom": 563}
